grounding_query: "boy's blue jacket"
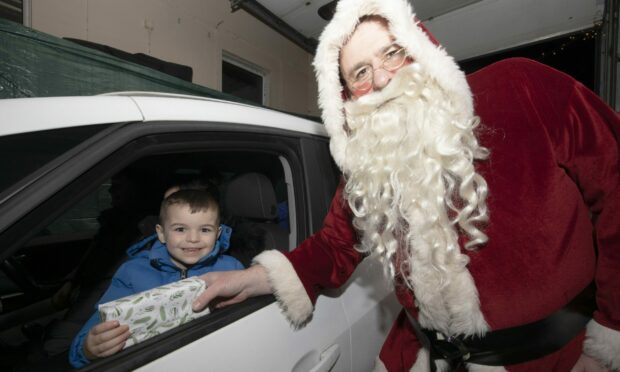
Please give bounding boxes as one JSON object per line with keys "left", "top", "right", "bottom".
{"left": 69, "top": 229, "right": 243, "bottom": 368}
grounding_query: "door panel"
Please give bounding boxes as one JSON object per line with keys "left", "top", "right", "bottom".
{"left": 136, "top": 295, "right": 352, "bottom": 372}
{"left": 339, "top": 256, "right": 400, "bottom": 371}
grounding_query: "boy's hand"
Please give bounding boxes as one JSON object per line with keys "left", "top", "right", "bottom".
{"left": 84, "top": 320, "right": 130, "bottom": 361}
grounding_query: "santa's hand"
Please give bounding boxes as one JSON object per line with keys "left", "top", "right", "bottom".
{"left": 192, "top": 265, "right": 271, "bottom": 312}
{"left": 570, "top": 353, "right": 609, "bottom": 372}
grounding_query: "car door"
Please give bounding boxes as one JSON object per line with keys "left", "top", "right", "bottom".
{"left": 337, "top": 256, "right": 401, "bottom": 371}
{"left": 0, "top": 107, "right": 354, "bottom": 371}
{"left": 297, "top": 137, "right": 401, "bottom": 372}
{"left": 135, "top": 136, "right": 352, "bottom": 372}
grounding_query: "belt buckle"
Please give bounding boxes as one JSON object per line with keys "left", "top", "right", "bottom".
{"left": 445, "top": 335, "right": 471, "bottom": 361}
{"left": 432, "top": 332, "right": 471, "bottom": 368}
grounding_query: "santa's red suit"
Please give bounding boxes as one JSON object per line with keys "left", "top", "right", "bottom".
{"left": 253, "top": 0, "right": 620, "bottom": 370}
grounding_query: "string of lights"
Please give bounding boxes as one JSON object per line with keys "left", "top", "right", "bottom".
{"left": 540, "top": 27, "right": 600, "bottom": 58}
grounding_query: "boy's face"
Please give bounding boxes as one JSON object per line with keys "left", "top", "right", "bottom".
{"left": 156, "top": 203, "right": 221, "bottom": 269}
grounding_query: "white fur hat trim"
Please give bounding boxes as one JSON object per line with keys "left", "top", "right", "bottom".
{"left": 313, "top": 0, "right": 472, "bottom": 170}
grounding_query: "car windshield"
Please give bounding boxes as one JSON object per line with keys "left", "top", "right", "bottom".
{"left": 0, "top": 124, "right": 112, "bottom": 198}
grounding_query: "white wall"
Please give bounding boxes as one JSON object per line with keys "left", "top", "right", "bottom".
{"left": 28, "top": 0, "right": 606, "bottom": 116}
{"left": 29, "top": 0, "right": 320, "bottom": 116}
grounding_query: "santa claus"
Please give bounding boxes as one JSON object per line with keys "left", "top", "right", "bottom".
{"left": 195, "top": 0, "right": 620, "bottom": 370}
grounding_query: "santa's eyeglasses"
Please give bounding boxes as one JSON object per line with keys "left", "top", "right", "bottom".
{"left": 345, "top": 45, "right": 409, "bottom": 97}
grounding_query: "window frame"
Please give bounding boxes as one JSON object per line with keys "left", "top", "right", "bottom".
{"left": 0, "top": 120, "right": 329, "bottom": 370}
{"left": 0, "top": 123, "right": 121, "bottom": 228}
{"left": 221, "top": 51, "right": 270, "bottom": 106}
{"left": 0, "top": 0, "right": 30, "bottom": 26}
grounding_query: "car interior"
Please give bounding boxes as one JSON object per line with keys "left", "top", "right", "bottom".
{"left": 0, "top": 149, "right": 293, "bottom": 371}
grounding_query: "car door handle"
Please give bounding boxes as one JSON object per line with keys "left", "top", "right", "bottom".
{"left": 308, "top": 344, "right": 341, "bottom": 372}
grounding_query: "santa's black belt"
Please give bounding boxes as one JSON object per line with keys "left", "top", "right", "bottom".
{"left": 405, "top": 285, "right": 595, "bottom": 371}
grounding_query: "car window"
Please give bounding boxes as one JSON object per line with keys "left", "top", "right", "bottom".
{"left": 44, "top": 182, "right": 112, "bottom": 236}
{"left": 0, "top": 146, "right": 293, "bottom": 371}
{"left": 0, "top": 124, "right": 113, "bottom": 199}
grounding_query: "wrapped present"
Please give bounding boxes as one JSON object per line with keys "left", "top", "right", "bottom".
{"left": 98, "top": 277, "right": 210, "bottom": 348}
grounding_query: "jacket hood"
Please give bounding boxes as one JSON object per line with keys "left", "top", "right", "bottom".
{"left": 313, "top": 0, "right": 473, "bottom": 169}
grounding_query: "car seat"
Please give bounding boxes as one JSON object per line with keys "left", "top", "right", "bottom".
{"left": 223, "top": 172, "right": 288, "bottom": 267}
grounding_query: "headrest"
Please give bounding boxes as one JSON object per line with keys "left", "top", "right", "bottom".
{"left": 224, "top": 173, "right": 278, "bottom": 220}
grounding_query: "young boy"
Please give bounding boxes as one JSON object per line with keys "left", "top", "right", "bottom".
{"left": 69, "top": 189, "right": 243, "bottom": 368}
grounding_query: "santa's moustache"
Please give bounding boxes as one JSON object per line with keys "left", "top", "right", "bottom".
{"left": 340, "top": 63, "right": 490, "bottom": 334}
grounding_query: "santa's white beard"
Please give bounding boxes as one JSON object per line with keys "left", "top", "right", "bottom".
{"left": 341, "top": 63, "right": 490, "bottom": 336}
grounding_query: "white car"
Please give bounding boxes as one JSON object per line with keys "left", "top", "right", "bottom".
{"left": 0, "top": 93, "right": 399, "bottom": 371}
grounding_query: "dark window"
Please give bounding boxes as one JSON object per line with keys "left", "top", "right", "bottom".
{"left": 222, "top": 60, "right": 264, "bottom": 105}
{"left": 0, "top": 124, "right": 112, "bottom": 198}
{"left": 459, "top": 27, "right": 598, "bottom": 92}
{"left": 0, "top": 0, "right": 22, "bottom": 23}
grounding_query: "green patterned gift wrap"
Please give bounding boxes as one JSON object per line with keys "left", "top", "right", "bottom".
{"left": 98, "top": 277, "right": 210, "bottom": 348}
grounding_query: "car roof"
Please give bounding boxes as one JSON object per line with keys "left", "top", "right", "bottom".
{"left": 0, "top": 92, "right": 327, "bottom": 137}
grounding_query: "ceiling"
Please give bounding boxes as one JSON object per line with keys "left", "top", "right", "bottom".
{"left": 247, "top": 0, "right": 602, "bottom": 61}
{"left": 256, "top": 0, "right": 483, "bottom": 40}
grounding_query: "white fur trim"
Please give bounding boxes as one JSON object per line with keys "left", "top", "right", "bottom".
{"left": 583, "top": 319, "right": 620, "bottom": 370}
{"left": 410, "top": 348, "right": 449, "bottom": 372}
{"left": 409, "top": 348, "right": 507, "bottom": 372}
{"left": 410, "top": 348, "right": 430, "bottom": 372}
{"left": 252, "top": 250, "right": 313, "bottom": 328}
{"left": 313, "top": 0, "right": 472, "bottom": 170}
{"left": 372, "top": 357, "right": 388, "bottom": 372}
{"left": 465, "top": 364, "right": 507, "bottom": 372}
